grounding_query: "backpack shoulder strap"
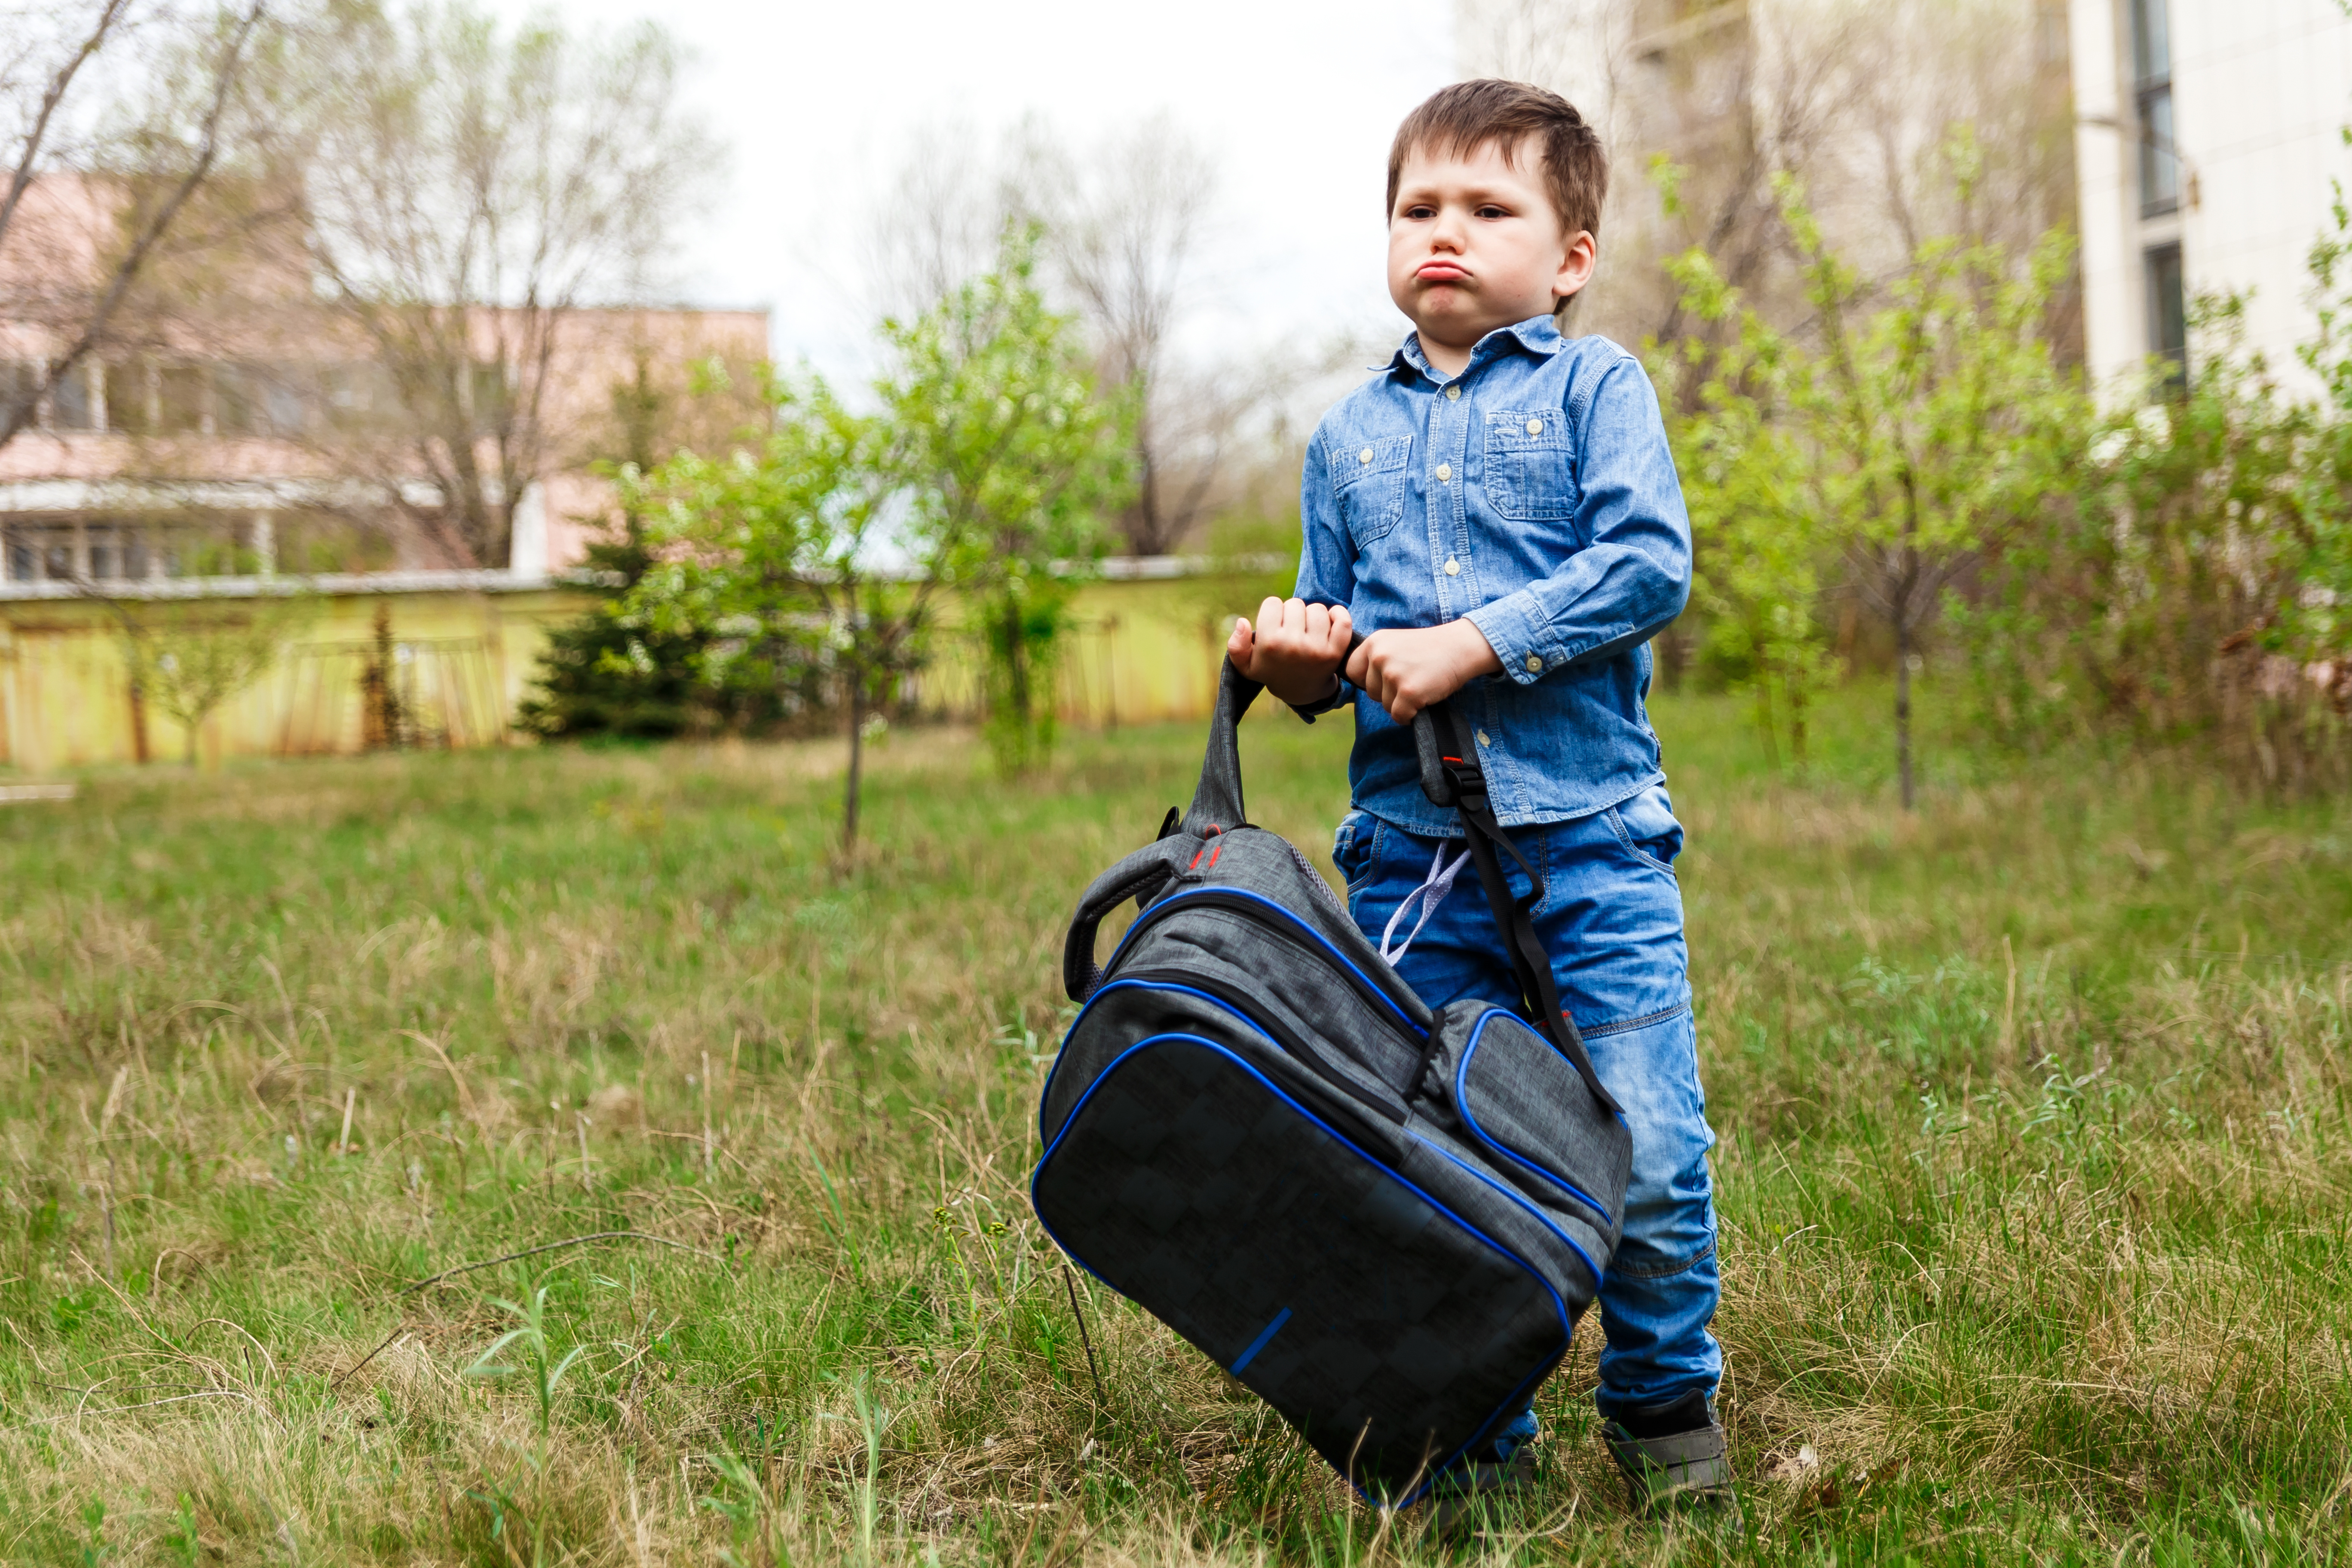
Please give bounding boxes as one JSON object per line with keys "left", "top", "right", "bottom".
{"left": 1415, "top": 698, "right": 1624, "bottom": 1118}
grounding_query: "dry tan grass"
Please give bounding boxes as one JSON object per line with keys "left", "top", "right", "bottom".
{"left": 0, "top": 710, "right": 2347, "bottom": 1563}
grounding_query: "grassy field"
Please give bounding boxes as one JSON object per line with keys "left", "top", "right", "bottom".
{"left": 1, "top": 686, "right": 2348, "bottom": 1565}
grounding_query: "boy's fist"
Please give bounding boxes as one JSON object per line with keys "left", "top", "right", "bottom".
{"left": 1345, "top": 620, "right": 1502, "bottom": 724}
{"left": 1228, "top": 597, "right": 1353, "bottom": 708}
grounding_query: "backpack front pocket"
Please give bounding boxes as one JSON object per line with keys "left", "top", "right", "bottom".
{"left": 1450, "top": 1009, "right": 1624, "bottom": 1235}
{"left": 1032, "top": 1032, "right": 1570, "bottom": 1504}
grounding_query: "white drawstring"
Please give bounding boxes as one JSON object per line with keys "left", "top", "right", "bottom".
{"left": 1380, "top": 842, "right": 1472, "bottom": 964}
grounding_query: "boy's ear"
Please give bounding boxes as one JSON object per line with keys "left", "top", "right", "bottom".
{"left": 1552, "top": 230, "right": 1600, "bottom": 305}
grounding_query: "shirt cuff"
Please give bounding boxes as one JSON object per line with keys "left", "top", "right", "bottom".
{"left": 1285, "top": 675, "right": 1353, "bottom": 723}
{"left": 1464, "top": 594, "right": 1553, "bottom": 686}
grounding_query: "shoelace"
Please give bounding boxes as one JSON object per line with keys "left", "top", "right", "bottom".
{"left": 1379, "top": 842, "right": 1472, "bottom": 963}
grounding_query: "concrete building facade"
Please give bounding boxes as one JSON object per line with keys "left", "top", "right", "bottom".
{"left": 2068, "top": 0, "right": 2352, "bottom": 395}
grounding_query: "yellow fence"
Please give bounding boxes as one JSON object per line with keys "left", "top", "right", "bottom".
{"left": 0, "top": 573, "right": 1261, "bottom": 770}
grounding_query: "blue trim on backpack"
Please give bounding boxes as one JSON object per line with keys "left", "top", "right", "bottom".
{"left": 1228, "top": 1307, "right": 1292, "bottom": 1373}
{"left": 1411, "top": 1133, "right": 1603, "bottom": 1295}
{"left": 1453, "top": 1008, "right": 1618, "bottom": 1233}
{"left": 1037, "top": 979, "right": 1273, "bottom": 1147}
{"left": 1104, "top": 887, "right": 1428, "bottom": 1039}
{"left": 1029, "top": 1030, "right": 1570, "bottom": 1510}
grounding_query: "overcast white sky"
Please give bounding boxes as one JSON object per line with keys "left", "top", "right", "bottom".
{"left": 507, "top": 0, "right": 1458, "bottom": 378}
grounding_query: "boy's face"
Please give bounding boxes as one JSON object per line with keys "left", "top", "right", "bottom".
{"left": 1387, "top": 136, "right": 1596, "bottom": 361}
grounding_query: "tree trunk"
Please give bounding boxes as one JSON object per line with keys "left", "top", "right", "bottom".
{"left": 1895, "top": 477, "right": 1921, "bottom": 811}
{"left": 1895, "top": 614, "right": 1913, "bottom": 809}
{"left": 842, "top": 673, "right": 865, "bottom": 858}
{"left": 1788, "top": 666, "right": 1809, "bottom": 774}
{"left": 127, "top": 677, "right": 150, "bottom": 765}
{"left": 1004, "top": 596, "right": 1031, "bottom": 765}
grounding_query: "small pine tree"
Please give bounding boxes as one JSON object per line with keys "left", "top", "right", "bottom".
{"left": 519, "top": 355, "right": 715, "bottom": 740}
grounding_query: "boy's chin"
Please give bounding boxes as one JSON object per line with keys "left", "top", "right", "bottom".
{"left": 1411, "top": 301, "right": 1525, "bottom": 343}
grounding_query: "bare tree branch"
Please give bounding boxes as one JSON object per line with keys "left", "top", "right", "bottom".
{"left": 0, "top": 0, "right": 266, "bottom": 452}
{"left": 0, "top": 0, "right": 136, "bottom": 255}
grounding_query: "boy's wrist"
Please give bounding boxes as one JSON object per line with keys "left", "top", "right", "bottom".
{"left": 1263, "top": 668, "right": 1342, "bottom": 708}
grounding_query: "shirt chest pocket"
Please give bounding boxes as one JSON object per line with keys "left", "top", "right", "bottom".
{"left": 1482, "top": 409, "right": 1577, "bottom": 521}
{"left": 1332, "top": 434, "right": 1412, "bottom": 549}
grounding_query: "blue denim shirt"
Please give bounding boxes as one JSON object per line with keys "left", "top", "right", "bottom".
{"left": 1295, "top": 315, "right": 1691, "bottom": 836}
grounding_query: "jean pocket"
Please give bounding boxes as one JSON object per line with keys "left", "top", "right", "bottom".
{"left": 1605, "top": 783, "right": 1682, "bottom": 873}
{"left": 1481, "top": 408, "right": 1576, "bottom": 521}
{"left": 1333, "top": 434, "right": 1411, "bottom": 548}
{"left": 1331, "top": 810, "right": 1379, "bottom": 894}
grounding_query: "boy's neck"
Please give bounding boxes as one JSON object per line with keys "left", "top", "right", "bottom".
{"left": 1417, "top": 333, "right": 1475, "bottom": 379}
{"left": 1412, "top": 310, "right": 1555, "bottom": 380}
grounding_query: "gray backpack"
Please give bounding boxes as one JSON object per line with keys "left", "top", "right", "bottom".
{"left": 1033, "top": 660, "right": 1633, "bottom": 1505}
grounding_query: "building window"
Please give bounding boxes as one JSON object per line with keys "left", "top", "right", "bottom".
{"left": 0, "top": 361, "right": 32, "bottom": 426}
{"left": 157, "top": 364, "right": 208, "bottom": 434}
{"left": 104, "top": 360, "right": 149, "bottom": 434}
{"left": 2145, "top": 242, "right": 2187, "bottom": 388}
{"left": 2132, "top": 0, "right": 2178, "bottom": 216}
{"left": 52, "top": 363, "right": 97, "bottom": 432}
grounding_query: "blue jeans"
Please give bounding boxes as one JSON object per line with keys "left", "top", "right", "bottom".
{"left": 1331, "top": 782, "right": 1723, "bottom": 1421}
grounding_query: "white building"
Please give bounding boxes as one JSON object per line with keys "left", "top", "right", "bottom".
{"left": 2069, "top": 0, "right": 2352, "bottom": 396}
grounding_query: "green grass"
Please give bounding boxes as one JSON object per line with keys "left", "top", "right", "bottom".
{"left": 0, "top": 686, "right": 2348, "bottom": 1565}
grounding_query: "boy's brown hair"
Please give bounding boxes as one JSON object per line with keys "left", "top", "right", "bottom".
{"left": 1386, "top": 80, "right": 1608, "bottom": 244}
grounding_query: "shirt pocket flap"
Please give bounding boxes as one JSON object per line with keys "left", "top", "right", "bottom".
{"left": 1333, "top": 433, "right": 1413, "bottom": 490}
{"left": 1482, "top": 409, "right": 1576, "bottom": 521}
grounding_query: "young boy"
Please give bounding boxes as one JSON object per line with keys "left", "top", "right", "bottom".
{"left": 1225, "top": 80, "right": 1731, "bottom": 1521}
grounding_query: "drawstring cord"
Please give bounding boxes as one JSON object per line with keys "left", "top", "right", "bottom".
{"left": 1380, "top": 842, "right": 1471, "bottom": 964}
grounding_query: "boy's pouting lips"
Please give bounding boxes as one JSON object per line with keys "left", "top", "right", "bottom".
{"left": 1387, "top": 137, "right": 1598, "bottom": 378}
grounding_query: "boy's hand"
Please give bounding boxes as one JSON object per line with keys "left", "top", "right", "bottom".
{"left": 1345, "top": 620, "right": 1502, "bottom": 724}
{"left": 1228, "top": 597, "right": 1353, "bottom": 708}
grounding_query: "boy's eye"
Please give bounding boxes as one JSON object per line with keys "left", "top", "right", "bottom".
{"left": 1476, "top": 205, "right": 1511, "bottom": 220}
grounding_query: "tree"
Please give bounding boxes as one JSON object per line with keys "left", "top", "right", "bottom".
{"left": 0, "top": 0, "right": 272, "bottom": 453}
{"left": 1651, "top": 251, "right": 1835, "bottom": 769}
{"left": 621, "top": 376, "right": 928, "bottom": 854}
{"left": 1462, "top": 0, "right": 2081, "bottom": 361}
{"left": 1029, "top": 117, "right": 1224, "bottom": 556}
{"left": 879, "top": 228, "right": 1131, "bottom": 775}
{"left": 290, "top": 1, "right": 714, "bottom": 568}
{"left": 866, "top": 121, "right": 1254, "bottom": 559}
{"left": 1788, "top": 175, "right": 2079, "bottom": 808}
{"left": 519, "top": 353, "right": 746, "bottom": 740}
{"left": 1660, "top": 168, "right": 2080, "bottom": 806}
{"left": 103, "top": 589, "right": 311, "bottom": 764}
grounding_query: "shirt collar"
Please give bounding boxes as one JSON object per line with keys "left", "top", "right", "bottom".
{"left": 1382, "top": 313, "right": 1566, "bottom": 382}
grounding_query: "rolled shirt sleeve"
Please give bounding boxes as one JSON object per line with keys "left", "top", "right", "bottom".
{"left": 1280, "top": 432, "right": 1357, "bottom": 720}
{"left": 1463, "top": 360, "right": 1692, "bottom": 684}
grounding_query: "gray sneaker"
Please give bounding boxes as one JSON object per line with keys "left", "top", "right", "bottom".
{"left": 1601, "top": 1392, "right": 1742, "bottom": 1527}
{"left": 1426, "top": 1450, "right": 1537, "bottom": 1539}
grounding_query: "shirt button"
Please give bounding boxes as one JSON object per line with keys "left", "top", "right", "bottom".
{"left": 1443, "top": 557, "right": 1460, "bottom": 576}
{"left": 1435, "top": 463, "right": 1452, "bottom": 482}
{"left": 1476, "top": 730, "right": 1491, "bottom": 747}
{"left": 1524, "top": 654, "right": 1543, "bottom": 674}
{"left": 1445, "top": 384, "right": 1461, "bottom": 401}
{"left": 1526, "top": 419, "right": 1544, "bottom": 435}
{"left": 1358, "top": 447, "right": 1375, "bottom": 465}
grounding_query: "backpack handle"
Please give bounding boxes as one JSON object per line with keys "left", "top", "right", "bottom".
{"left": 1181, "top": 656, "right": 1263, "bottom": 836}
{"left": 1063, "top": 850, "right": 1184, "bottom": 1002}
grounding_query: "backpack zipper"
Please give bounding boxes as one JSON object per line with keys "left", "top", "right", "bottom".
{"left": 1453, "top": 1011, "right": 1616, "bottom": 1232}
{"left": 1109, "top": 886, "right": 1429, "bottom": 1046}
{"left": 1118, "top": 966, "right": 1410, "bottom": 1127}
